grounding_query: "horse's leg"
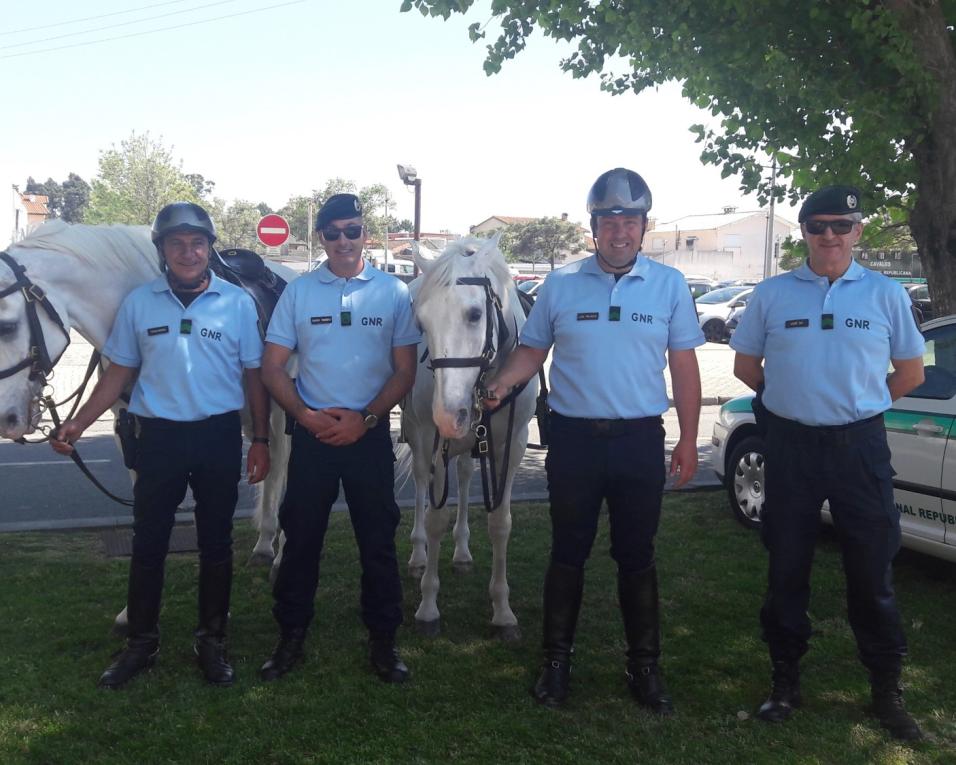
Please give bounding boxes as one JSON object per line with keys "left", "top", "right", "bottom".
{"left": 251, "top": 402, "right": 289, "bottom": 567}
{"left": 452, "top": 456, "right": 474, "bottom": 572}
{"left": 406, "top": 437, "right": 430, "bottom": 579}
{"left": 415, "top": 498, "right": 449, "bottom": 637}
{"left": 487, "top": 472, "right": 520, "bottom": 642}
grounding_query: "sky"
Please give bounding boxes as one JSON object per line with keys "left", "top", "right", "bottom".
{"left": 1, "top": 0, "right": 793, "bottom": 238}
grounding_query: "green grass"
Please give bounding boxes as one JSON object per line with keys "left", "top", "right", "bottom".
{"left": 2, "top": 491, "right": 956, "bottom": 764}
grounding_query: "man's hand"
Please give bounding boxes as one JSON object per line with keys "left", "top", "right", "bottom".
{"left": 317, "top": 407, "right": 367, "bottom": 446}
{"left": 50, "top": 419, "right": 85, "bottom": 456}
{"left": 296, "top": 408, "right": 339, "bottom": 439}
{"left": 668, "top": 435, "right": 698, "bottom": 489}
{"left": 247, "top": 442, "right": 271, "bottom": 484}
{"left": 482, "top": 379, "right": 508, "bottom": 410}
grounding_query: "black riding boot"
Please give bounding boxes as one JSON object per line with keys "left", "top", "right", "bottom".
{"left": 98, "top": 559, "right": 163, "bottom": 689}
{"left": 260, "top": 626, "right": 307, "bottom": 682}
{"left": 368, "top": 630, "right": 410, "bottom": 684}
{"left": 869, "top": 668, "right": 923, "bottom": 741}
{"left": 194, "top": 555, "right": 234, "bottom": 687}
{"left": 532, "top": 562, "right": 584, "bottom": 708}
{"left": 756, "top": 660, "right": 801, "bottom": 722}
{"left": 618, "top": 565, "right": 675, "bottom": 715}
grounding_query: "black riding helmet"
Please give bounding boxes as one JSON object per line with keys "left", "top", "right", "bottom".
{"left": 587, "top": 167, "right": 653, "bottom": 227}
{"left": 151, "top": 202, "right": 217, "bottom": 246}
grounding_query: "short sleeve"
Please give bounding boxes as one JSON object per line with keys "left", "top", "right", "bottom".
{"left": 392, "top": 282, "right": 422, "bottom": 347}
{"left": 518, "top": 278, "right": 554, "bottom": 349}
{"left": 264, "top": 281, "right": 299, "bottom": 350}
{"left": 102, "top": 293, "right": 142, "bottom": 367}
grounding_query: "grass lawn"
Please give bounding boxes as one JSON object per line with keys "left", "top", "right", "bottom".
{"left": 2, "top": 490, "right": 956, "bottom": 764}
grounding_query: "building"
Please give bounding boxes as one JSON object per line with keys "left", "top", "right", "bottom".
{"left": 644, "top": 208, "right": 797, "bottom": 281}
{"left": 469, "top": 213, "right": 594, "bottom": 269}
{"left": 10, "top": 191, "right": 51, "bottom": 243}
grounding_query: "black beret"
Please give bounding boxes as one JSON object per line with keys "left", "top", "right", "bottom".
{"left": 798, "top": 185, "right": 862, "bottom": 223}
{"left": 315, "top": 193, "right": 363, "bottom": 230}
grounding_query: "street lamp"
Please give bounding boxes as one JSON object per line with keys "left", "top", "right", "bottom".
{"left": 397, "top": 164, "right": 422, "bottom": 275}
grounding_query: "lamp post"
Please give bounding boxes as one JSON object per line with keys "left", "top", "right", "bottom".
{"left": 397, "top": 164, "right": 421, "bottom": 275}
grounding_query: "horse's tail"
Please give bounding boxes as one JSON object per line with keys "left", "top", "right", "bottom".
{"left": 394, "top": 441, "right": 414, "bottom": 492}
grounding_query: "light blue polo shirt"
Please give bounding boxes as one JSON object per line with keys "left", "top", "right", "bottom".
{"left": 266, "top": 260, "right": 420, "bottom": 410}
{"left": 103, "top": 273, "right": 263, "bottom": 421}
{"left": 730, "top": 259, "right": 925, "bottom": 426}
{"left": 521, "top": 254, "right": 704, "bottom": 419}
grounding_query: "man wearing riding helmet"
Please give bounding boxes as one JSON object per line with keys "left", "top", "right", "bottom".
{"left": 484, "top": 168, "right": 704, "bottom": 713}
{"left": 52, "top": 201, "right": 271, "bottom": 689}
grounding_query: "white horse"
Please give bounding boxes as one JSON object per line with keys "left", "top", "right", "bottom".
{"left": 401, "top": 235, "right": 538, "bottom": 640}
{"left": 0, "top": 221, "right": 294, "bottom": 576}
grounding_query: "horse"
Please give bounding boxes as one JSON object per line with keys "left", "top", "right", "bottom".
{"left": 0, "top": 221, "right": 295, "bottom": 599}
{"left": 400, "top": 235, "right": 538, "bottom": 641}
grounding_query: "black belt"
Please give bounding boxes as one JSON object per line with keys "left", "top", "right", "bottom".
{"left": 766, "top": 410, "right": 884, "bottom": 446}
{"left": 550, "top": 410, "right": 661, "bottom": 437}
{"left": 137, "top": 410, "right": 240, "bottom": 429}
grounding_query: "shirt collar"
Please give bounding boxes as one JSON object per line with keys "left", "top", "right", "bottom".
{"left": 151, "top": 270, "right": 224, "bottom": 294}
{"left": 315, "top": 259, "right": 375, "bottom": 283}
{"left": 582, "top": 253, "right": 650, "bottom": 279}
{"left": 793, "top": 258, "right": 865, "bottom": 283}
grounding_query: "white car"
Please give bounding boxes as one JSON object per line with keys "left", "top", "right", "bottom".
{"left": 695, "top": 286, "right": 753, "bottom": 343}
{"left": 711, "top": 313, "right": 956, "bottom": 563}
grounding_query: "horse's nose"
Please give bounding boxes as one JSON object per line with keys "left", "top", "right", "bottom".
{"left": 4, "top": 411, "right": 19, "bottom": 429}
{"left": 455, "top": 408, "right": 469, "bottom": 430}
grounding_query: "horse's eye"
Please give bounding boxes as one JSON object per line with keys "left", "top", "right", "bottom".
{"left": 0, "top": 321, "right": 16, "bottom": 338}
{"left": 467, "top": 308, "right": 482, "bottom": 323}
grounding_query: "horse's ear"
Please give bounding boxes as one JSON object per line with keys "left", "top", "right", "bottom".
{"left": 475, "top": 233, "right": 505, "bottom": 263}
{"left": 410, "top": 242, "right": 433, "bottom": 273}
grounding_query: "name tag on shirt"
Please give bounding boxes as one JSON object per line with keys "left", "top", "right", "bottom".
{"left": 147, "top": 325, "right": 169, "bottom": 336}
{"left": 577, "top": 312, "right": 599, "bottom": 321}
{"left": 311, "top": 316, "right": 333, "bottom": 325}
{"left": 785, "top": 319, "right": 809, "bottom": 329}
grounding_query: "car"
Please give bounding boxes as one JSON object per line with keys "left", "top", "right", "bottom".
{"left": 687, "top": 280, "right": 717, "bottom": 299}
{"left": 695, "top": 286, "right": 753, "bottom": 343}
{"left": 904, "top": 282, "right": 933, "bottom": 323}
{"left": 517, "top": 278, "right": 543, "bottom": 299}
{"left": 711, "top": 313, "right": 956, "bottom": 563}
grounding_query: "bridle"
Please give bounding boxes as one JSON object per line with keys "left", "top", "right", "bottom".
{"left": 0, "top": 251, "right": 71, "bottom": 383}
{"left": 425, "top": 275, "right": 524, "bottom": 513}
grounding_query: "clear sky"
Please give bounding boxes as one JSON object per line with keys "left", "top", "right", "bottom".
{"left": 1, "top": 0, "right": 792, "bottom": 237}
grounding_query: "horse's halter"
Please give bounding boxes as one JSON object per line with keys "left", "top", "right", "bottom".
{"left": 0, "top": 251, "right": 71, "bottom": 382}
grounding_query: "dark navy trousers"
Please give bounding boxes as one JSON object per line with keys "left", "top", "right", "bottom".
{"left": 761, "top": 411, "right": 907, "bottom": 672}
{"left": 271, "top": 419, "right": 403, "bottom": 635}
{"left": 131, "top": 411, "right": 242, "bottom": 567}
{"left": 545, "top": 412, "right": 666, "bottom": 572}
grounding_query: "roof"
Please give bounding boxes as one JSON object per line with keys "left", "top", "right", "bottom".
{"left": 21, "top": 194, "right": 50, "bottom": 216}
{"left": 651, "top": 210, "right": 796, "bottom": 234}
{"left": 470, "top": 215, "right": 536, "bottom": 232}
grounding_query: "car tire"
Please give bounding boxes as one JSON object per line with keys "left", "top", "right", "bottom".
{"left": 703, "top": 319, "right": 726, "bottom": 343}
{"left": 726, "top": 435, "right": 765, "bottom": 529}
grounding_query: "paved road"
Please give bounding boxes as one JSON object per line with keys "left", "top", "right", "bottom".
{"left": 0, "top": 334, "right": 746, "bottom": 532}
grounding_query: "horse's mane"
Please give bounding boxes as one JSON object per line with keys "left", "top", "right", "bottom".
{"left": 11, "top": 220, "right": 157, "bottom": 273}
{"left": 416, "top": 237, "right": 513, "bottom": 309}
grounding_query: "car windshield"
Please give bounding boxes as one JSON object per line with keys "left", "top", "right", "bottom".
{"left": 518, "top": 280, "right": 539, "bottom": 293}
{"left": 696, "top": 286, "right": 750, "bottom": 304}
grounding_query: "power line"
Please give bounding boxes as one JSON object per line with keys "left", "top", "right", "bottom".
{"left": 0, "top": 0, "right": 306, "bottom": 60}
{"left": 0, "top": 0, "right": 242, "bottom": 51}
{"left": 0, "top": 0, "right": 196, "bottom": 36}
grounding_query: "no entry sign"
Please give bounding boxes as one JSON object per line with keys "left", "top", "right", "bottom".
{"left": 257, "top": 214, "right": 290, "bottom": 247}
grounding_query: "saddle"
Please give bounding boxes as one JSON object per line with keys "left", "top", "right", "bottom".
{"left": 209, "top": 248, "right": 288, "bottom": 334}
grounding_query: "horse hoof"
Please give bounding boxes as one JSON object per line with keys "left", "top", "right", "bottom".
{"left": 494, "top": 624, "right": 521, "bottom": 643}
{"left": 416, "top": 619, "right": 441, "bottom": 637}
{"left": 407, "top": 564, "right": 426, "bottom": 580}
{"left": 451, "top": 560, "right": 474, "bottom": 574}
{"left": 246, "top": 551, "right": 274, "bottom": 568}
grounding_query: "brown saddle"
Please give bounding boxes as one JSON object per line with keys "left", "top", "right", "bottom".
{"left": 209, "top": 248, "right": 288, "bottom": 335}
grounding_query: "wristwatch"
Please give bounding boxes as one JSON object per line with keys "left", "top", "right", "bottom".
{"left": 361, "top": 408, "right": 378, "bottom": 429}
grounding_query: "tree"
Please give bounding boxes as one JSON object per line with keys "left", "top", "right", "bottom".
{"left": 278, "top": 179, "right": 394, "bottom": 248}
{"left": 185, "top": 173, "right": 216, "bottom": 201}
{"left": 24, "top": 173, "right": 91, "bottom": 222}
{"left": 213, "top": 199, "right": 268, "bottom": 250}
{"left": 85, "top": 132, "right": 200, "bottom": 225}
{"left": 24, "top": 176, "right": 63, "bottom": 217}
{"left": 498, "top": 217, "right": 584, "bottom": 269}
{"left": 402, "top": 1, "right": 956, "bottom": 312}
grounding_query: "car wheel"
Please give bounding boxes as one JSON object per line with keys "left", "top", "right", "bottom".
{"left": 726, "top": 435, "right": 765, "bottom": 529}
{"left": 703, "top": 319, "right": 726, "bottom": 343}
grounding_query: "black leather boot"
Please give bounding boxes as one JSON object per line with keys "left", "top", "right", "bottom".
{"left": 756, "top": 660, "right": 801, "bottom": 722}
{"left": 619, "top": 566, "right": 675, "bottom": 716}
{"left": 259, "top": 627, "right": 307, "bottom": 681}
{"left": 532, "top": 562, "right": 584, "bottom": 708}
{"left": 98, "top": 560, "right": 163, "bottom": 689}
{"left": 194, "top": 556, "right": 234, "bottom": 687}
{"left": 368, "top": 631, "right": 410, "bottom": 684}
{"left": 869, "top": 669, "right": 923, "bottom": 741}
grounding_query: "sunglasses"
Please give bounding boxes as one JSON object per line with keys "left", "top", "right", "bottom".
{"left": 321, "top": 224, "right": 364, "bottom": 241}
{"left": 804, "top": 219, "right": 856, "bottom": 235}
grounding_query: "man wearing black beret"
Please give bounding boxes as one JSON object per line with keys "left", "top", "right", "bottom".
{"left": 731, "top": 185, "right": 926, "bottom": 741}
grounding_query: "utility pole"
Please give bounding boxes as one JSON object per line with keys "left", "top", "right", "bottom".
{"left": 763, "top": 158, "right": 778, "bottom": 280}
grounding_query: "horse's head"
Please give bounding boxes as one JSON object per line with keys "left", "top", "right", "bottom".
{"left": 413, "top": 234, "right": 513, "bottom": 439}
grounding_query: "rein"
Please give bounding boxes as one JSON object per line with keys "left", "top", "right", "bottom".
{"left": 426, "top": 275, "right": 525, "bottom": 513}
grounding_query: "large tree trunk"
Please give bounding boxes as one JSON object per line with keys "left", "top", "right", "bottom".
{"left": 888, "top": 0, "right": 956, "bottom": 316}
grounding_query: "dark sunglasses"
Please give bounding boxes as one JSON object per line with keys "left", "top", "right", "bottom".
{"left": 321, "top": 224, "right": 363, "bottom": 241}
{"left": 804, "top": 219, "right": 856, "bottom": 235}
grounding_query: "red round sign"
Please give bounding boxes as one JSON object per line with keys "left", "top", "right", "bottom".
{"left": 257, "top": 214, "right": 290, "bottom": 247}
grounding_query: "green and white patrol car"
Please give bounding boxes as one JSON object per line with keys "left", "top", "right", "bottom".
{"left": 711, "top": 314, "right": 956, "bottom": 563}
